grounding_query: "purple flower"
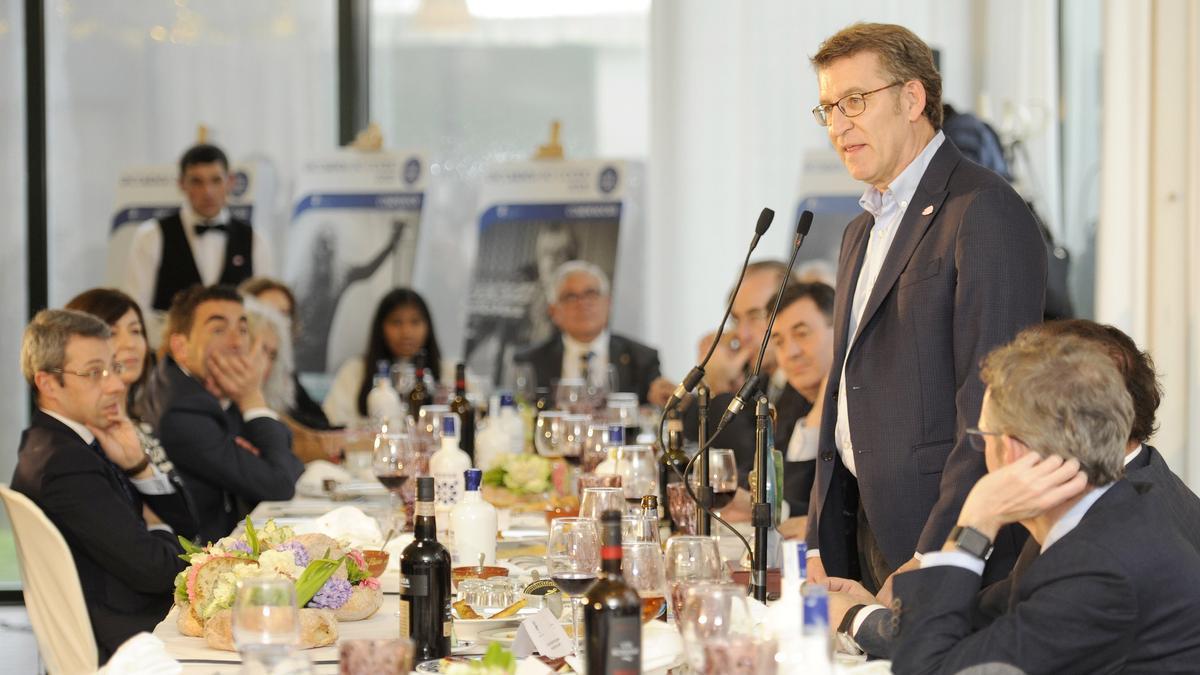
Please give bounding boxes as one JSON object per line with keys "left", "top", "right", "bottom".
{"left": 309, "top": 577, "right": 352, "bottom": 610}
{"left": 227, "top": 540, "right": 252, "bottom": 555}
{"left": 274, "top": 541, "right": 311, "bottom": 567}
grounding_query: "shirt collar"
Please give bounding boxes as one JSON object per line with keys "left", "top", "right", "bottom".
{"left": 562, "top": 329, "right": 609, "bottom": 356}
{"left": 181, "top": 201, "right": 230, "bottom": 230}
{"left": 859, "top": 130, "right": 946, "bottom": 220}
{"left": 40, "top": 408, "right": 96, "bottom": 446}
{"left": 1124, "top": 444, "right": 1144, "bottom": 467}
{"left": 1040, "top": 482, "right": 1114, "bottom": 553}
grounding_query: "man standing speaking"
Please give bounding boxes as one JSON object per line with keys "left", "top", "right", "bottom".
{"left": 804, "top": 23, "right": 1046, "bottom": 596}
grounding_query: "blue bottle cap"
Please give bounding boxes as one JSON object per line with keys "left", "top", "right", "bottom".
{"left": 375, "top": 360, "right": 391, "bottom": 377}
{"left": 608, "top": 424, "right": 625, "bottom": 444}
{"left": 441, "top": 414, "right": 459, "bottom": 438}
{"left": 499, "top": 392, "right": 515, "bottom": 408}
{"left": 464, "top": 468, "right": 482, "bottom": 491}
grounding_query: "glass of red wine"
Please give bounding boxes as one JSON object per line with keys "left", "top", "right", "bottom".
{"left": 706, "top": 449, "right": 739, "bottom": 511}
{"left": 373, "top": 431, "right": 414, "bottom": 533}
{"left": 547, "top": 517, "right": 600, "bottom": 656}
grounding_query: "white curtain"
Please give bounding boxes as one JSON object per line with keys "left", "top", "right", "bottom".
{"left": 1097, "top": 0, "right": 1200, "bottom": 488}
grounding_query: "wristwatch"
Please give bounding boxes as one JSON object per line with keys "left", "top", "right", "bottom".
{"left": 838, "top": 603, "right": 867, "bottom": 635}
{"left": 948, "top": 525, "right": 994, "bottom": 561}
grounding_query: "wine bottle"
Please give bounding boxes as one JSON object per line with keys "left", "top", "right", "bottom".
{"left": 660, "top": 409, "right": 689, "bottom": 507}
{"left": 399, "top": 476, "right": 452, "bottom": 662}
{"left": 584, "top": 510, "right": 642, "bottom": 675}
{"left": 448, "top": 362, "right": 476, "bottom": 458}
{"left": 639, "top": 495, "right": 661, "bottom": 545}
{"left": 408, "top": 355, "right": 430, "bottom": 420}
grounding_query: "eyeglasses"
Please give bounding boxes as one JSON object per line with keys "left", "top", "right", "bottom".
{"left": 558, "top": 288, "right": 603, "bottom": 305}
{"left": 965, "top": 427, "right": 1003, "bottom": 452}
{"left": 49, "top": 363, "right": 126, "bottom": 383}
{"left": 811, "top": 81, "right": 904, "bottom": 127}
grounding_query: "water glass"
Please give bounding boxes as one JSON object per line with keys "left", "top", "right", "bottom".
{"left": 579, "top": 487, "right": 626, "bottom": 520}
{"left": 232, "top": 578, "right": 300, "bottom": 664}
{"left": 665, "top": 535, "right": 726, "bottom": 618}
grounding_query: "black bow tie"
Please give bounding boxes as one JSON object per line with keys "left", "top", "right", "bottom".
{"left": 195, "top": 221, "right": 228, "bottom": 236}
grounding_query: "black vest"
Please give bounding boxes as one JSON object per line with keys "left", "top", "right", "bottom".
{"left": 152, "top": 213, "right": 254, "bottom": 311}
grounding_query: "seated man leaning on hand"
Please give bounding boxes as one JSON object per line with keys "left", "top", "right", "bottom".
{"left": 149, "top": 284, "right": 303, "bottom": 544}
{"left": 12, "top": 310, "right": 197, "bottom": 662}
{"left": 884, "top": 334, "right": 1200, "bottom": 673}
{"left": 830, "top": 319, "right": 1200, "bottom": 660}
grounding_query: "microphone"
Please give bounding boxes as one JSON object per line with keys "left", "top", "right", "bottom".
{"left": 718, "top": 210, "right": 815, "bottom": 428}
{"left": 660, "top": 207, "right": 775, "bottom": 413}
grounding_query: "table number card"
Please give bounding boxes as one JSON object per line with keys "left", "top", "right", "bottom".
{"left": 511, "top": 607, "right": 572, "bottom": 659}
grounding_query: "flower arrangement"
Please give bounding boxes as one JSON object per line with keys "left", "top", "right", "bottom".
{"left": 483, "top": 453, "right": 553, "bottom": 495}
{"left": 173, "top": 518, "right": 385, "bottom": 650}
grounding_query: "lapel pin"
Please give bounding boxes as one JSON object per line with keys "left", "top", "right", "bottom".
{"left": 921, "top": 205, "right": 934, "bottom": 216}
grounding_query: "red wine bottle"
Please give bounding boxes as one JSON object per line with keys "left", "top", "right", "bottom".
{"left": 584, "top": 510, "right": 642, "bottom": 674}
{"left": 448, "top": 362, "right": 475, "bottom": 458}
{"left": 399, "top": 476, "right": 452, "bottom": 661}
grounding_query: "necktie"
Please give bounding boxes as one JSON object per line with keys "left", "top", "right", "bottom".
{"left": 580, "top": 351, "right": 595, "bottom": 385}
{"left": 194, "top": 221, "right": 229, "bottom": 236}
{"left": 88, "top": 440, "right": 139, "bottom": 511}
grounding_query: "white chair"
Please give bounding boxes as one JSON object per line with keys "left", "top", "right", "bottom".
{"left": 0, "top": 485, "right": 98, "bottom": 674}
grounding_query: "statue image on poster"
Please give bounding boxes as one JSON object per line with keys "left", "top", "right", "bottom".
{"left": 293, "top": 220, "right": 406, "bottom": 372}
{"left": 464, "top": 212, "right": 620, "bottom": 389}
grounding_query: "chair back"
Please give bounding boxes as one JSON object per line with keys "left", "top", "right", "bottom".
{"left": 0, "top": 485, "right": 98, "bottom": 674}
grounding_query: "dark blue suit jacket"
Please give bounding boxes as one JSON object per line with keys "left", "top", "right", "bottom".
{"left": 152, "top": 357, "right": 302, "bottom": 544}
{"left": 891, "top": 478, "right": 1200, "bottom": 674}
{"left": 11, "top": 410, "right": 197, "bottom": 662}
{"left": 807, "top": 139, "right": 1047, "bottom": 578}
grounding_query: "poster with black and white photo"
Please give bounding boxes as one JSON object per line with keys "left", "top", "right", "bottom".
{"left": 283, "top": 151, "right": 426, "bottom": 376}
{"left": 463, "top": 159, "right": 641, "bottom": 388}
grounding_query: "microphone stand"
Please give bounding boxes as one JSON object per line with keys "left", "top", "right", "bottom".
{"left": 695, "top": 385, "right": 712, "bottom": 535}
{"left": 751, "top": 395, "right": 772, "bottom": 603}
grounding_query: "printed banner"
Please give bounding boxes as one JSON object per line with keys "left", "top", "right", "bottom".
{"left": 284, "top": 151, "right": 426, "bottom": 375}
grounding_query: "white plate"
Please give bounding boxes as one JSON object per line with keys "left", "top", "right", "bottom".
{"left": 451, "top": 606, "right": 539, "bottom": 642}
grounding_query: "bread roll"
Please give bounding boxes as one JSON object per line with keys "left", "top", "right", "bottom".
{"left": 175, "top": 601, "right": 204, "bottom": 637}
{"left": 288, "top": 534, "right": 348, "bottom": 579}
{"left": 203, "top": 608, "right": 338, "bottom": 651}
{"left": 334, "top": 584, "right": 383, "bottom": 621}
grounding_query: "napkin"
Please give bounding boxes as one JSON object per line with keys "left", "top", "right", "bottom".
{"left": 295, "top": 460, "right": 353, "bottom": 496}
{"left": 296, "top": 505, "right": 384, "bottom": 549}
{"left": 99, "top": 633, "right": 181, "bottom": 675}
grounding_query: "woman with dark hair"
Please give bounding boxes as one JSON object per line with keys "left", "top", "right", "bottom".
{"left": 65, "top": 288, "right": 184, "bottom": 494}
{"left": 322, "top": 288, "right": 442, "bottom": 427}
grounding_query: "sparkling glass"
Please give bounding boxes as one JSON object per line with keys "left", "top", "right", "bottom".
{"left": 612, "top": 445, "right": 658, "bottom": 509}
{"left": 579, "top": 486, "right": 626, "bottom": 520}
{"left": 547, "top": 517, "right": 600, "bottom": 656}
{"left": 232, "top": 578, "right": 300, "bottom": 666}
{"left": 678, "top": 582, "right": 757, "bottom": 672}
{"left": 621, "top": 542, "right": 667, "bottom": 622}
{"left": 665, "top": 535, "right": 726, "bottom": 619}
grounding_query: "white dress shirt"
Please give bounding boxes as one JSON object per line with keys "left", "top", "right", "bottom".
{"left": 123, "top": 202, "right": 274, "bottom": 346}
{"left": 562, "top": 330, "right": 610, "bottom": 389}
{"left": 834, "top": 131, "right": 946, "bottom": 477}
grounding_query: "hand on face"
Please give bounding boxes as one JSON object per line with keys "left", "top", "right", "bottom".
{"left": 957, "top": 451, "right": 1089, "bottom": 540}
{"left": 206, "top": 334, "right": 269, "bottom": 410}
{"left": 699, "top": 331, "right": 752, "bottom": 395}
{"left": 87, "top": 414, "right": 145, "bottom": 472}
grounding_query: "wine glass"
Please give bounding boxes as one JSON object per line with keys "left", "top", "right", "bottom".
{"left": 678, "top": 581, "right": 757, "bottom": 672}
{"left": 554, "top": 378, "right": 588, "bottom": 413}
{"left": 232, "top": 578, "right": 300, "bottom": 666}
{"left": 612, "top": 445, "right": 658, "bottom": 510}
{"left": 534, "top": 411, "right": 567, "bottom": 458}
{"left": 704, "top": 448, "right": 739, "bottom": 511}
{"left": 606, "top": 392, "right": 640, "bottom": 437}
{"left": 621, "top": 542, "right": 668, "bottom": 622}
{"left": 373, "top": 432, "right": 413, "bottom": 533}
{"left": 559, "top": 413, "right": 591, "bottom": 466}
{"left": 666, "top": 482, "right": 698, "bottom": 534}
{"left": 547, "top": 517, "right": 600, "bottom": 656}
{"left": 579, "top": 487, "right": 626, "bottom": 520}
{"left": 665, "top": 535, "right": 726, "bottom": 619}
{"left": 620, "top": 515, "right": 658, "bottom": 544}
{"left": 581, "top": 422, "right": 613, "bottom": 472}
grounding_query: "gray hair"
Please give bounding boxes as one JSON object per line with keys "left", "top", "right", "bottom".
{"left": 21, "top": 309, "right": 112, "bottom": 386}
{"left": 549, "top": 260, "right": 611, "bottom": 304}
{"left": 243, "top": 295, "right": 297, "bottom": 413}
{"left": 981, "top": 333, "right": 1133, "bottom": 486}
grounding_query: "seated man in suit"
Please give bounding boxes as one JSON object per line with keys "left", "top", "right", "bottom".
{"left": 150, "top": 284, "right": 303, "bottom": 544}
{"left": 515, "top": 260, "right": 661, "bottom": 405}
{"left": 831, "top": 320, "right": 1200, "bottom": 659}
{"left": 882, "top": 333, "right": 1200, "bottom": 672}
{"left": 12, "top": 309, "right": 197, "bottom": 662}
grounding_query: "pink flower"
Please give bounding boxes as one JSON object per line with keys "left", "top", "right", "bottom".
{"left": 360, "top": 577, "right": 381, "bottom": 590}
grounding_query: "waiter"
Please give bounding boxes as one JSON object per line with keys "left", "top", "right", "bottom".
{"left": 124, "top": 143, "right": 273, "bottom": 346}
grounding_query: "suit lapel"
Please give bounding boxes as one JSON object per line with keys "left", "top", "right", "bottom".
{"left": 831, "top": 215, "right": 872, "bottom": 371}
{"left": 850, "top": 142, "right": 961, "bottom": 347}
{"left": 538, "top": 336, "right": 565, "bottom": 388}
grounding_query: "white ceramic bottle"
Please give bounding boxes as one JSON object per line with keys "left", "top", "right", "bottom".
{"left": 428, "top": 413, "right": 471, "bottom": 538}
{"left": 449, "top": 468, "right": 498, "bottom": 565}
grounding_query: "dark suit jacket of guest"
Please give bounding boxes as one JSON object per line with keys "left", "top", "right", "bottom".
{"left": 891, "top": 479, "right": 1200, "bottom": 674}
{"left": 806, "top": 139, "right": 1047, "bottom": 578}
{"left": 515, "top": 331, "right": 662, "bottom": 405}
{"left": 153, "top": 357, "right": 303, "bottom": 544}
{"left": 11, "top": 410, "right": 197, "bottom": 662}
{"left": 682, "top": 384, "right": 815, "bottom": 516}
{"left": 854, "top": 444, "right": 1200, "bottom": 659}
